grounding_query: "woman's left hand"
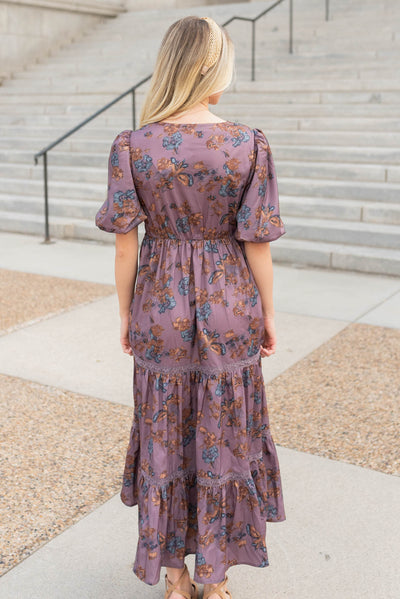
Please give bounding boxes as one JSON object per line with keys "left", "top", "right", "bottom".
{"left": 120, "top": 314, "right": 133, "bottom": 356}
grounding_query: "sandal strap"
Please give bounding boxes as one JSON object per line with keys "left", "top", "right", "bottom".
{"left": 203, "top": 575, "right": 231, "bottom": 599}
{"left": 164, "top": 564, "right": 194, "bottom": 599}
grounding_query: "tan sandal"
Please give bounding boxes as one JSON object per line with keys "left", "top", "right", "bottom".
{"left": 203, "top": 574, "right": 232, "bottom": 599}
{"left": 164, "top": 563, "right": 198, "bottom": 599}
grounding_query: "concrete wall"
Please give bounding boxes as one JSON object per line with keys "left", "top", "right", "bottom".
{"left": 0, "top": 0, "right": 125, "bottom": 78}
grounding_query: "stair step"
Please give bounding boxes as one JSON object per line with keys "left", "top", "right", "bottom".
{"left": 2, "top": 192, "right": 400, "bottom": 227}
{"left": 2, "top": 115, "right": 400, "bottom": 134}
{"left": 0, "top": 163, "right": 107, "bottom": 184}
{"left": 6, "top": 77, "right": 400, "bottom": 92}
{"left": 3, "top": 144, "right": 399, "bottom": 169}
{"left": 278, "top": 176, "right": 400, "bottom": 203}
{"left": 273, "top": 237, "right": 400, "bottom": 277}
{"left": 0, "top": 209, "right": 106, "bottom": 242}
{"left": 0, "top": 194, "right": 98, "bottom": 220}
{"left": 0, "top": 208, "right": 398, "bottom": 277}
{"left": 1, "top": 159, "right": 398, "bottom": 185}
{"left": 0, "top": 177, "right": 103, "bottom": 200}
{"left": 3, "top": 129, "right": 400, "bottom": 152}
{"left": 280, "top": 196, "right": 400, "bottom": 225}
{"left": 284, "top": 216, "right": 400, "bottom": 249}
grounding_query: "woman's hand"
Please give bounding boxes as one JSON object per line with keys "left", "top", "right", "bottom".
{"left": 260, "top": 315, "right": 276, "bottom": 358}
{"left": 120, "top": 314, "right": 133, "bottom": 356}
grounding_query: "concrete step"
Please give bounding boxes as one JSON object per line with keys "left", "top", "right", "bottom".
{"left": 3, "top": 142, "right": 399, "bottom": 169}
{"left": 3, "top": 88, "right": 400, "bottom": 105}
{"left": 0, "top": 194, "right": 97, "bottom": 220}
{"left": 233, "top": 79, "right": 400, "bottom": 92}
{"left": 0, "top": 207, "right": 399, "bottom": 277}
{"left": 3, "top": 78, "right": 400, "bottom": 94}
{"left": 273, "top": 237, "right": 400, "bottom": 277}
{"left": 0, "top": 114, "right": 131, "bottom": 128}
{"left": 15, "top": 64, "right": 398, "bottom": 81}
{"left": 0, "top": 149, "right": 107, "bottom": 166}
{"left": 2, "top": 158, "right": 399, "bottom": 186}
{"left": 0, "top": 163, "right": 107, "bottom": 184}
{"left": 284, "top": 215, "right": 400, "bottom": 249}
{"left": 2, "top": 101, "right": 400, "bottom": 122}
{"left": 280, "top": 196, "right": 400, "bottom": 225}
{"left": 0, "top": 209, "right": 106, "bottom": 243}
{"left": 278, "top": 176, "right": 400, "bottom": 203}
{"left": 0, "top": 113, "right": 396, "bottom": 133}
{"left": 216, "top": 104, "right": 400, "bottom": 119}
{"left": 0, "top": 177, "right": 103, "bottom": 200}
{"left": 4, "top": 129, "right": 400, "bottom": 153}
{"left": 275, "top": 160, "right": 390, "bottom": 183}
{"left": 0, "top": 126, "right": 120, "bottom": 140}
{"left": 274, "top": 144, "right": 400, "bottom": 164}
{"left": 3, "top": 192, "right": 399, "bottom": 228}
{"left": 2, "top": 114, "right": 400, "bottom": 135}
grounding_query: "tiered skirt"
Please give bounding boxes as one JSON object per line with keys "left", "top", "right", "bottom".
{"left": 120, "top": 349, "right": 286, "bottom": 585}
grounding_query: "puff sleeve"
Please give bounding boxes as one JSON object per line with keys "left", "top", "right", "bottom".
{"left": 234, "top": 127, "right": 286, "bottom": 243}
{"left": 95, "top": 130, "right": 147, "bottom": 234}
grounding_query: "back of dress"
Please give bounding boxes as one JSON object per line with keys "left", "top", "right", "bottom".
{"left": 95, "top": 120, "right": 286, "bottom": 373}
{"left": 94, "top": 120, "right": 287, "bottom": 587}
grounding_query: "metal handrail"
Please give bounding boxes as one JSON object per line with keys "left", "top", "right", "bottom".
{"left": 34, "top": 0, "right": 296, "bottom": 243}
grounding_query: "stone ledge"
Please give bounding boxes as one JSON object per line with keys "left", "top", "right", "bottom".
{"left": 1, "top": 0, "right": 126, "bottom": 17}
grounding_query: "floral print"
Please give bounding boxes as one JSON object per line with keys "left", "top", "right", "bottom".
{"left": 95, "top": 121, "right": 286, "bottom": 586}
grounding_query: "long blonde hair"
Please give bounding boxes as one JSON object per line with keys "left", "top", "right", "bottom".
{"left": 139, "top": 16, "right": 236, "bottom": 128}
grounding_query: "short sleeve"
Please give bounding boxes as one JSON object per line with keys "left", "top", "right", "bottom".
{"left": 95, "top": 130, "right": 147, "bottom": 234}
{"left": 234, "top": 127, "right": 286, "bottom": 243}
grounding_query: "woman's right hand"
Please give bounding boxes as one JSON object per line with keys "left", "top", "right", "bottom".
{"left": 260, "top": 315, "right": 277, "bottom": 358}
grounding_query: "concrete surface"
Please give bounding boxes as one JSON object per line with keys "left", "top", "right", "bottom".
{"left": 0, "top": 231, "right": 399, "bottom": 599}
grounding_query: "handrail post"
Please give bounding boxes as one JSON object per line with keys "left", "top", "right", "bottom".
{"left": 43, "top": 152, "right": 50, "bottom": 243}
{"left": 251, "top": 19, "right": 256, "bottom": 81}
{"left": 289, "top": 0, "right": 293, "bottom": 53}
{"left": 132, "top": 89, "right": 136, "bottom": 131}
{"left": 326, "top": 0, "right": 329, "bottom": 21}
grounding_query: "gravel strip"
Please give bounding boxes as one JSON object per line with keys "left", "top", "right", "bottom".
{"left": 1, "top": 274, "right": 399, "bottom": 576}
{"left": 0, "top": 374, "right": 133, "bottom": 577}
{"left": 0, "top": 268, "right": 115, "bottom": 334}
{"left": 267, "top": 322, "right": 400, "bottom": 476}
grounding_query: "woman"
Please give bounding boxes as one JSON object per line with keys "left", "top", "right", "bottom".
{"left": 95, "top": 15, "right": 286, "bottom": 599}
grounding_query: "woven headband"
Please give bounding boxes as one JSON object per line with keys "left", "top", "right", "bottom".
{"left": 199, "top": 16, "right": 223, "bottom": 75}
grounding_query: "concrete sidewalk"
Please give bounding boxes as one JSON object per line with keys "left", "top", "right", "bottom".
{"left": 0, "top": 232, "right": 399, "bottom": 599}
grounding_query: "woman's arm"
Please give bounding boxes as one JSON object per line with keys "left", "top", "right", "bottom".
{"left": 115, "top": 228, "right": 140, "bottom": 316}
{"left": 244, "top": 241, "right": 277, "bottom": 357}
{"left": 243, "top": 241, "right": 274, "bottom": 318}
{"left": 114, "top": 228, "right": 139, "bottom": 355}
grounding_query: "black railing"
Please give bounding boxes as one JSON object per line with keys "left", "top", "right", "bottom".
{"left": 34, "top": 0, "right": 325, "bottom": 243}
{"left": 33, "top": 73, "right": 152, "bottom": 243}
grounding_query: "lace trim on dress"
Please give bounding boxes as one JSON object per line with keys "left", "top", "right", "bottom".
{"left": 138, "top": 449, "right": 264, "bottom": 488}
{"left": 132, "top": 349, "right": 261, "bottom": 375}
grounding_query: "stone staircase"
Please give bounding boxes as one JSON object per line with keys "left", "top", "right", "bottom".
{"left": 0, "top": 0, "right": 399, "bottom": 276}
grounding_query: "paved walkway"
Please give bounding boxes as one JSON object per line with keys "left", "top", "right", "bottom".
{"left": 0, "top": 231, "right": 399, "bottom": 599}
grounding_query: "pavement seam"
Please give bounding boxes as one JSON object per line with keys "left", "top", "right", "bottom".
{"left": 0, "top": 290, "right": 117, "bottom": 338}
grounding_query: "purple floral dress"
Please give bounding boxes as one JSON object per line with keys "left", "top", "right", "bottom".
{"left": 95, "top": 121, "right": 287, "bottom": 586}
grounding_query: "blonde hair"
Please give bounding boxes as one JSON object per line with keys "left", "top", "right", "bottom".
{"left": 138, "top": 16, "right": 236, "bottom": 128}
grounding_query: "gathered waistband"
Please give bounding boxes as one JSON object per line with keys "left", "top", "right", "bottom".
{"left": 143, "top": 233, "right": 236, "bottom": 242}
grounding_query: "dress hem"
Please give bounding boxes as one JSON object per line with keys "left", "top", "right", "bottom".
{"left": 134, "top": 552, "right": 273, "bottom": 586}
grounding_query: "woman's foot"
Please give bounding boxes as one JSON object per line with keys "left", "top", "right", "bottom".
{"left": 165, "top": 565, "right": 194, "bottom": 599}
{"left": 203, "top": 578, "right": 232, "bottom": 599}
